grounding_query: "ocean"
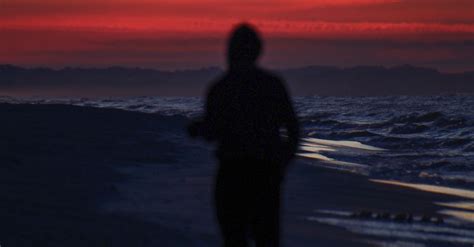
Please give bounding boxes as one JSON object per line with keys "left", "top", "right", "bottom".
{"left": 2, "top": 95, "right": 473, "bottom": 190}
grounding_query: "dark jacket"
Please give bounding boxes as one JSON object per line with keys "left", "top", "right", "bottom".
{"left": 202, "top": 66, "right": 299, "bottom": 162}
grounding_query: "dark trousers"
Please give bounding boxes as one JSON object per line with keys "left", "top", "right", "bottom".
{"left": 215, "top": 157, "right": 283, "bottom": 247}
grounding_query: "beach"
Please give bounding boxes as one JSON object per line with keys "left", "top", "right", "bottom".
{"left": 1, "top": 103, "right": 474, "bottom": 246}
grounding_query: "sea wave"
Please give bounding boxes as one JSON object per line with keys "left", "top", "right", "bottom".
{"left": 1, "top": 95, "right": 473, "bottom": 188}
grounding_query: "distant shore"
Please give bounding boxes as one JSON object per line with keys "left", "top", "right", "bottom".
{"left": 1, "top": 103, "right": 471, "bottom": 246}
{"left": 1, "top": 64, "right": 474, "bottom": 97}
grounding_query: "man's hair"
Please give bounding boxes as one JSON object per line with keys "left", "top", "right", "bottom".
{"left": 227, "top": 23, "right": 262, "bottom": 65}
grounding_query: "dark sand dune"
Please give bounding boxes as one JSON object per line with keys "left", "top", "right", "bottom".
{"left": 0, "top": 103, "right": 467, "bottom": 246}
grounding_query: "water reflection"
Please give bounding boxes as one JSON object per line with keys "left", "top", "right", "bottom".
{"left": 372, "top": 180, "right": 474, "bottom": 224}
{"left": 371, "top": 180, "right": 474, "bottom": 200}
{"left": 297, "top": 137, "right": 384, "bottom": 173}
{"left": 302, "top": 137, "right": 386, "bottom": 152}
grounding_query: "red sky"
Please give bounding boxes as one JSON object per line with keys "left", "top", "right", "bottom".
{"left": 1, "top": 0, "right": 473, "bottom": 71}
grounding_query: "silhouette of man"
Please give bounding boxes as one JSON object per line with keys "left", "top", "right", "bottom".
{"left": 188, "top": 23, "right": 299, "bottom": 247}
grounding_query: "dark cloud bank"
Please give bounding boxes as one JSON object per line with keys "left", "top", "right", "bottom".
{"left": 0, "top": 64, "right": 473, "bottom": 97}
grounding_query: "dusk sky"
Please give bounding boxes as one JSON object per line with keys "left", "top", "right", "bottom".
{"left": 1, "top": 0, "right": 473, "bottom": 71}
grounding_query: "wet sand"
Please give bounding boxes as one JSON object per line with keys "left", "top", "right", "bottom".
{"left": 1, "top": 103, "right": 472, "bottom": 246}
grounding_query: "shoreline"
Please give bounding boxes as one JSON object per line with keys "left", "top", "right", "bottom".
{"left": 1, "top": 103, "right": 473, "bottom": 246}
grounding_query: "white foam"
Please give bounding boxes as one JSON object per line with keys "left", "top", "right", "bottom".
{"left": 439, "top": 210, "right": 474, "bottom": 224}
{"left": 302, "top": 137, "right": 386, "bottom": 152}
{"left": 299, "top": 143, "right": 336, "bottom": 152}
{"left": 371, "top": 180, "right": 474, "bottom": 200}
{"left": 436, "top": 201, "right": 474, "bottom": 211}
{"left": 297, "top": 153, "right": 368, "bottom": 169}
{"left": 371, "top": 180, "right": 474, "bottom": 224}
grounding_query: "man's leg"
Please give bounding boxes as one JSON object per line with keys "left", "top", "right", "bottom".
{"left": 253, "top": 187, "right": 280, "bottom": 247}
{"left": 253, "top": 161, "right": 282, "bottom": 247}
{"left": 215, "top": 159, "right": 251, "bottom": 247}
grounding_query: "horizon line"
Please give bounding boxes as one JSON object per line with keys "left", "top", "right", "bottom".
{"left": 1, "top": 63, "right": 473, "bottom": 74}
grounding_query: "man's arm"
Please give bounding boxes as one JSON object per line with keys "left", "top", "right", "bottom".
{"left": 188, "top": 81, "right": 222, "bottom": 141}
{"left": 201, "top": 83, "right": 220, "bottom": 141}
{"left": 278, "top": 79, "right": 300, "bottom": 160}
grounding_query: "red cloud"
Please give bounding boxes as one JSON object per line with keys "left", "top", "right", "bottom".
{"left": 0, "top": 0, "right": 473, "bottom": 71}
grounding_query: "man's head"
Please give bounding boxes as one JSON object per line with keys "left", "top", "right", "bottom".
{"left": 227, "top": 23, "right": 262, "bottom": 69}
